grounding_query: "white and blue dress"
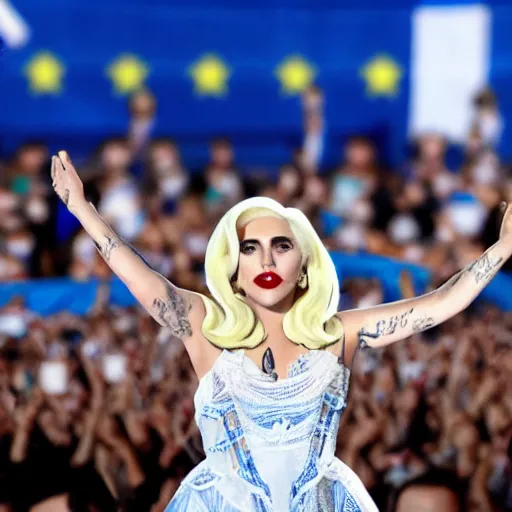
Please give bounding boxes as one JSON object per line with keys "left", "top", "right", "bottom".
{"left": 165, "top": 348, "right": 379, "bottom": 511}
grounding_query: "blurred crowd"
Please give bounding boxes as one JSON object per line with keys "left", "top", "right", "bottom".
{"left": 340, "top": 299, "right": 512, "bottom": 511}
{"left": 0, "top": 288, "right": 511, "bottom": 511}
{"left": 0, "top": 84, "right": 511, "bottom": 511}
{"left": 0, "top": 86, "right": 510, "bottom": 284}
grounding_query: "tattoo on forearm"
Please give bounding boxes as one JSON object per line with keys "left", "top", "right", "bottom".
{"left": 467, "top": 253, "right": 503, "bottom": 285}
{"left": 62, "top": 189, "right": 70, "bottom": 206}
{"left": 94, "top": 235, "right": 119, "bottom": 261}
{"left": 152, "top": 281, "right": 193, "bottom": 338}
{"left": 358, "top": 308, "right": 414, "bottom": 348}
{"left": 440, "top": 251, "right": 502, "bottom": 292}
{"left": 103, "top": 236, "right": 119, "bottom": 260}
{"left": 94, "top": 233, "right": 154, "bottom": 270}
{"left": 412, "top": 316, "right": 435, "bottom": 332}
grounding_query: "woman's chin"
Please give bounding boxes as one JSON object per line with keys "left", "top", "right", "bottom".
{"left": 245, "top": 288, "right": 296, "bottom": 312}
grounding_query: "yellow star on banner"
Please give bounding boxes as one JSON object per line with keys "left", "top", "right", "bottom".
{"left": 276, "top": 56, "right": 315, "bottom": 94}
{"left": 361, "top": 55, "right": 402, "bottom": 97}
{"left": 189, "top": 54, "right": 230, "bottom": 97}
{"left": 25, "top": 51, "right": 64, "bottom": 94}
{"left": 107, "top": 54, "right": 149, "bottom": 95}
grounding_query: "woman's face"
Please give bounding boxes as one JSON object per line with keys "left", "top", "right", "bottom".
{"left": 236, "top": 216, "right": 303, "bottom": 312}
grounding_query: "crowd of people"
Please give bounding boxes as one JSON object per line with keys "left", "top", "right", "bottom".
{"left": 0, "top": 85, "right": 511, "bottom": 511}
{"left": 1, "top": 286, "right": 512, "bottom": 511}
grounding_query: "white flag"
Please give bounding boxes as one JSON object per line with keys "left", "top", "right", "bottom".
{"left": 408, "top": 5, "right": 491, "bottom": 143}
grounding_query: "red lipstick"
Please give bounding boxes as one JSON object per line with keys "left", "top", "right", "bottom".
{"left": 253, "top": 272, "right": 283, "bottom": 289}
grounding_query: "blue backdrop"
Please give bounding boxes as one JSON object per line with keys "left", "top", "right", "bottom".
{"left": 0, "top": 0, "right": 511, "bottom": 167}
{"left": 1, "top": 0, "right": 511, "bottom": 168}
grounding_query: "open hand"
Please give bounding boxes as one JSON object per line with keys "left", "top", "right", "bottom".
{"left": 51, "top": 151, "right": 85, "bottom": 215}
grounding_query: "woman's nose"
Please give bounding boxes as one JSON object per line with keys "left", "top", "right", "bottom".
{"left": 261, "top": 248, "right": 275, "bottom": 269}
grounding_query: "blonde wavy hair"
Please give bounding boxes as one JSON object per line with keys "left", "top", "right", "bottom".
{"left": 198, "top": 197, "right": 343, "bottom": 350}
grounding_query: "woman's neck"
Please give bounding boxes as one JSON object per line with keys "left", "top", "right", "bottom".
{"left": 244, "top": 295, "right": 295, "bottom": 344}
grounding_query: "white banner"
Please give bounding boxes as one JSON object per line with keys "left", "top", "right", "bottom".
{"left": 408, "top": 5, "right": 491, "bottom": 143}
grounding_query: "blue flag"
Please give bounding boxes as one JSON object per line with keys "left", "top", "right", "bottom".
{"left": 0, "top": 0, "right": 510, "bottom": 165}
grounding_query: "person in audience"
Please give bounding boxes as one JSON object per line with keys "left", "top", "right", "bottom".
{"left": 393, "top": 469, "right": 463, "bottom": 512}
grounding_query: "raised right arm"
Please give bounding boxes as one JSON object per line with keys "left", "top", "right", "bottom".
{"left": 51, "top": 151, "right": 216, "bottom": 373}
{"left": 74, "top": 199, "right": 203, "bottom": 337}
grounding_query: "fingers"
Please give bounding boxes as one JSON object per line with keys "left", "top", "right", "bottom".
{"left": 51, "top": 152, "right": 67, "bottom": 189}
{"left": 51, "top": 151, "right": 70, "bottom": 182}
{"left": 55, "top": 152, "right": 66, "bottom": 173}
{"left": 51, "top": 154, "right": 65, "bottom": 178}
{"left": 57, "top": 150, "right": 70, "bottom": 170}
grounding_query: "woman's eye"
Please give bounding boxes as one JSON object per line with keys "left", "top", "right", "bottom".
{"left": 241, "top": 245, "right": 255, "bottom": 254}
{"left": 277, "top": 243, "right": 292, "bottom": 252}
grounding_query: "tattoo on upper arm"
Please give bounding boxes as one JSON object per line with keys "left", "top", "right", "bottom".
{"left": 358, "top": 308, "right": 414, "bottom": 348}
{"left": 412, "top": 316, "right": 435, "bottom": 332}
{"left": 94, "top": 235, "right": 119, "bottom": 261}
{"left": 152, "top": 281, "right": 193, "bottom": 338}
{"left": 467, "top": 253, "right": 503, "bottom": 285}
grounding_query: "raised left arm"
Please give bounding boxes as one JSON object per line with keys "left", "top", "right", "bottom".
{"left": 339, "top": 204, "right": 512, "bottom": 351}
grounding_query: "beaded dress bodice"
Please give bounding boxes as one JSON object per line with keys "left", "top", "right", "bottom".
{"left": 166, "top": 348, "right": 378, "bottom": 512}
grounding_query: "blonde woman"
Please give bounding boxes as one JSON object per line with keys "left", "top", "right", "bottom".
{"left": 51, "top": 151, "right": 512, "bottom": 512}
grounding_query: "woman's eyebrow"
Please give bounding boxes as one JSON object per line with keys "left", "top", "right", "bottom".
{"left": 240, "top": 236, "right": 294, "bottom": 246}
{"left": 240, "top": 238, "right": 260, "bottom": 246}
{"left": 271, "top": 236, "right": 293, "bottom": 244}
